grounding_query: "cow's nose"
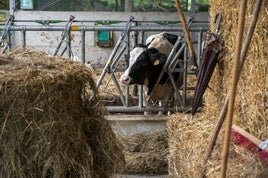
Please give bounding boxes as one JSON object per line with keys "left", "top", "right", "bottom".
{"left": 120, "top": 76, "right": 132, "bottom": 85}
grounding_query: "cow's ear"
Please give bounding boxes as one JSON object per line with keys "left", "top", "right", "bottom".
{"left": 153, "top": 59, "right": 160, "bottom": 65}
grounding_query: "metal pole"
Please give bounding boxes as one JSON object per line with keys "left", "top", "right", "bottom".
{"left": 9, "top": 0, "right": 15, "bottom": 16}
{"left": 0, "top": 25, "right": 209, "bottom": 32}
{"left": 68, "top": 29, "right": 71, "bottom": 58}
{"left": 81, "top": 27, "right": 85, "bottom": 64}
{"left": 21, "top": 29, "right": 26, "bottom": 49}
{"left": 106, "top": 106, "right": 190, "bottom": 113}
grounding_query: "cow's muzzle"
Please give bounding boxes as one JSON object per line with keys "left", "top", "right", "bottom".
{"left": 120, "top": 75, "right": 132, "bottom": 85}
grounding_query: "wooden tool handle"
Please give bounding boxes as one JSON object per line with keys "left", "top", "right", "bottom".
{"left": 174, "top": 0, "right": 196, "bottom": 58}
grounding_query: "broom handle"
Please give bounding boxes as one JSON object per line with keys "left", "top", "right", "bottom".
{"left": 198, "top": 0, "right": 263, "bottom": 177}
{"left": 174, "top": 0, "right": 196, "bottom": 60}
{"left": 220, "top": 0, "right": 247, "bottom": 177}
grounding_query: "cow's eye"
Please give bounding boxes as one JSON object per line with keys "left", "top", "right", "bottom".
{"left": 139, "top": 59, "right": 148, "bottom": 66}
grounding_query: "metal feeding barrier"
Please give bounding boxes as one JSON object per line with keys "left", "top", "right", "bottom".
{"left": 0, "top": 15, "right": 209, "bottom": 113}
{"left": 94, "top": 16, "right": 135, "bottom": 107}
{"left": 52, "top": 15, "right": 75, "bottom": 57}
{"left": 0, "top": 15, "right": 14, "bottom": 54}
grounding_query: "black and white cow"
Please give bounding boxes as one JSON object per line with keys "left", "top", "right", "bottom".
{"left": 121, "top": 47, "right": 172, "bottom": 93}
{"left": 120, "top": 32, "right": 183, "bottom": 111}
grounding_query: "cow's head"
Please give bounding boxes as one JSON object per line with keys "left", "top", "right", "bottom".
{"left": 120, "top": 44, "right": 147, "bottom": 85}
{"left": 120, "top": 47, "right": 167, "bottom": 87}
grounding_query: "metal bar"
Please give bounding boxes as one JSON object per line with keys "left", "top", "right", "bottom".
{"left": 81, "top": 27, "right": 85, "bottom": 63}
{"left": 110, "top": 73, "right": 126, "bottom": 106}
{"left": 182, "top": 46, "right": 188, "bottom": 107}
{"left": 125, "top": 86, "right": 130, "bottom": 107}
{"left": 138, "top": 85, "right": 143, "bottom": 108}
{"left": 12, "top": 19, "right": 209, "bottom": 24}
{"left": 111, "top": 44, "right": 127, "bottom": 69}
{"left": 9, "top": 0, "right": 15, "bottom": 16}
{"left": 7, "top": 30, "right": 11, "bottom": 52}
{"left": 168, "top": 70, "right": 183, "bottom": 105}
{"left": 0, "top": 25, "right": 209, "bottom": 32}
{"left": 21, "top": 29, "right": 26, "bottom": 49}
{"left": 169, "top": 43, "right": 186, "bottom": 70}
{"left": 96, "top": 40, "right": 125, "bottom": 88}
{"left": 68, "top": 30, "right": 71, "bottom": 58}
{"left": 96, "top": 16, "right": 134, "bottom": 89}
{"left": 106, "top": 106, "right": 191, "bottom": 113}
{"left": 52, "top": 15, "right": 75, "bottom": 56}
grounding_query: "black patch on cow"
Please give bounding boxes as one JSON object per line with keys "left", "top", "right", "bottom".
{"left": 162, "top": 33, "right": 178, "bottom": 45}
{"left": 125, "top": 44, "right": 147, "bottom": 69}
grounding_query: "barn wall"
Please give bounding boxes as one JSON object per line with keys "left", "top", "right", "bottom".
{"left": 12, "top": 11, "right": 209, "bottom": 67}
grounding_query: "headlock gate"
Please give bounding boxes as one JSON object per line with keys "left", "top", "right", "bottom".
{"left": 0, "top": 15, "right": 209, "bottom": 114}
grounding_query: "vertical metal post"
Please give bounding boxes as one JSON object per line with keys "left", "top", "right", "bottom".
{"left": 9, "top": 0, "right": 15, "bottom": 16}
{"left": 68, "top": 30, "right": 72, "bottom": 58}
{"left": 137, "top": 29, "right": 145, "bottom": 108}
{"left": 138, "top": 85, "right": 143, "bottom": 107}
{"left": 190, "top": 0, "right": 196, "bottom": 14}
{"left": 21, "top": 28, "right": 26, "bottom": 49}
{"left": 8, "top": 0, "right": 15, "bottom": 53}
{"left": 81, "top": 27, "right": 86, "bottom": 64}
{"left": 182, "top": 45, "right": 188, "bottom": 107}
{"left": 7, "top": 30, "right": 12, "bottom": 51}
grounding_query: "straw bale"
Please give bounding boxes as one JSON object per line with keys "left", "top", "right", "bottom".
{"left": 119, "top": 130, "right": 168, "bottom": 175}
{"left": 168, "top": 113, "right": 267, "bottom": 178}
{"left": 168, "top": 0, "right": 267, "bottom": 177}
{"left": 0, "top": 48, "right": 125, "bottom": 178}
{"left": 206, "top": 0, "right": 268, "bottom": 138}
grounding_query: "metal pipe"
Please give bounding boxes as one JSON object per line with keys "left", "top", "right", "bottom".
{"left": 106, "top": 106, "right": 191, "bottom": 113}
{"left": 111, "top": 44, "right": 127, "bottom": 69}
{"left": 68, "top": 30, "right": 71, "bottom": 58}
{"left": 9, "top": 0, "right": 15, "bottom": 16}
{"left": 138, "top": 85, "right": 143, "bottom": 108}
{"left": 13, "top": 19, "right": 209, "bottom": 24}
{"left": 21, "top": 29, "right": 26, "bottom": 49}
{"left": 182, "top": 46, "right": 188, "bottom": 107}
{"left": 0, "top": 25, "right": 209, "bottom": 32}
{"left": 81, "top": 27, "right": 85, "bottom": 64}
